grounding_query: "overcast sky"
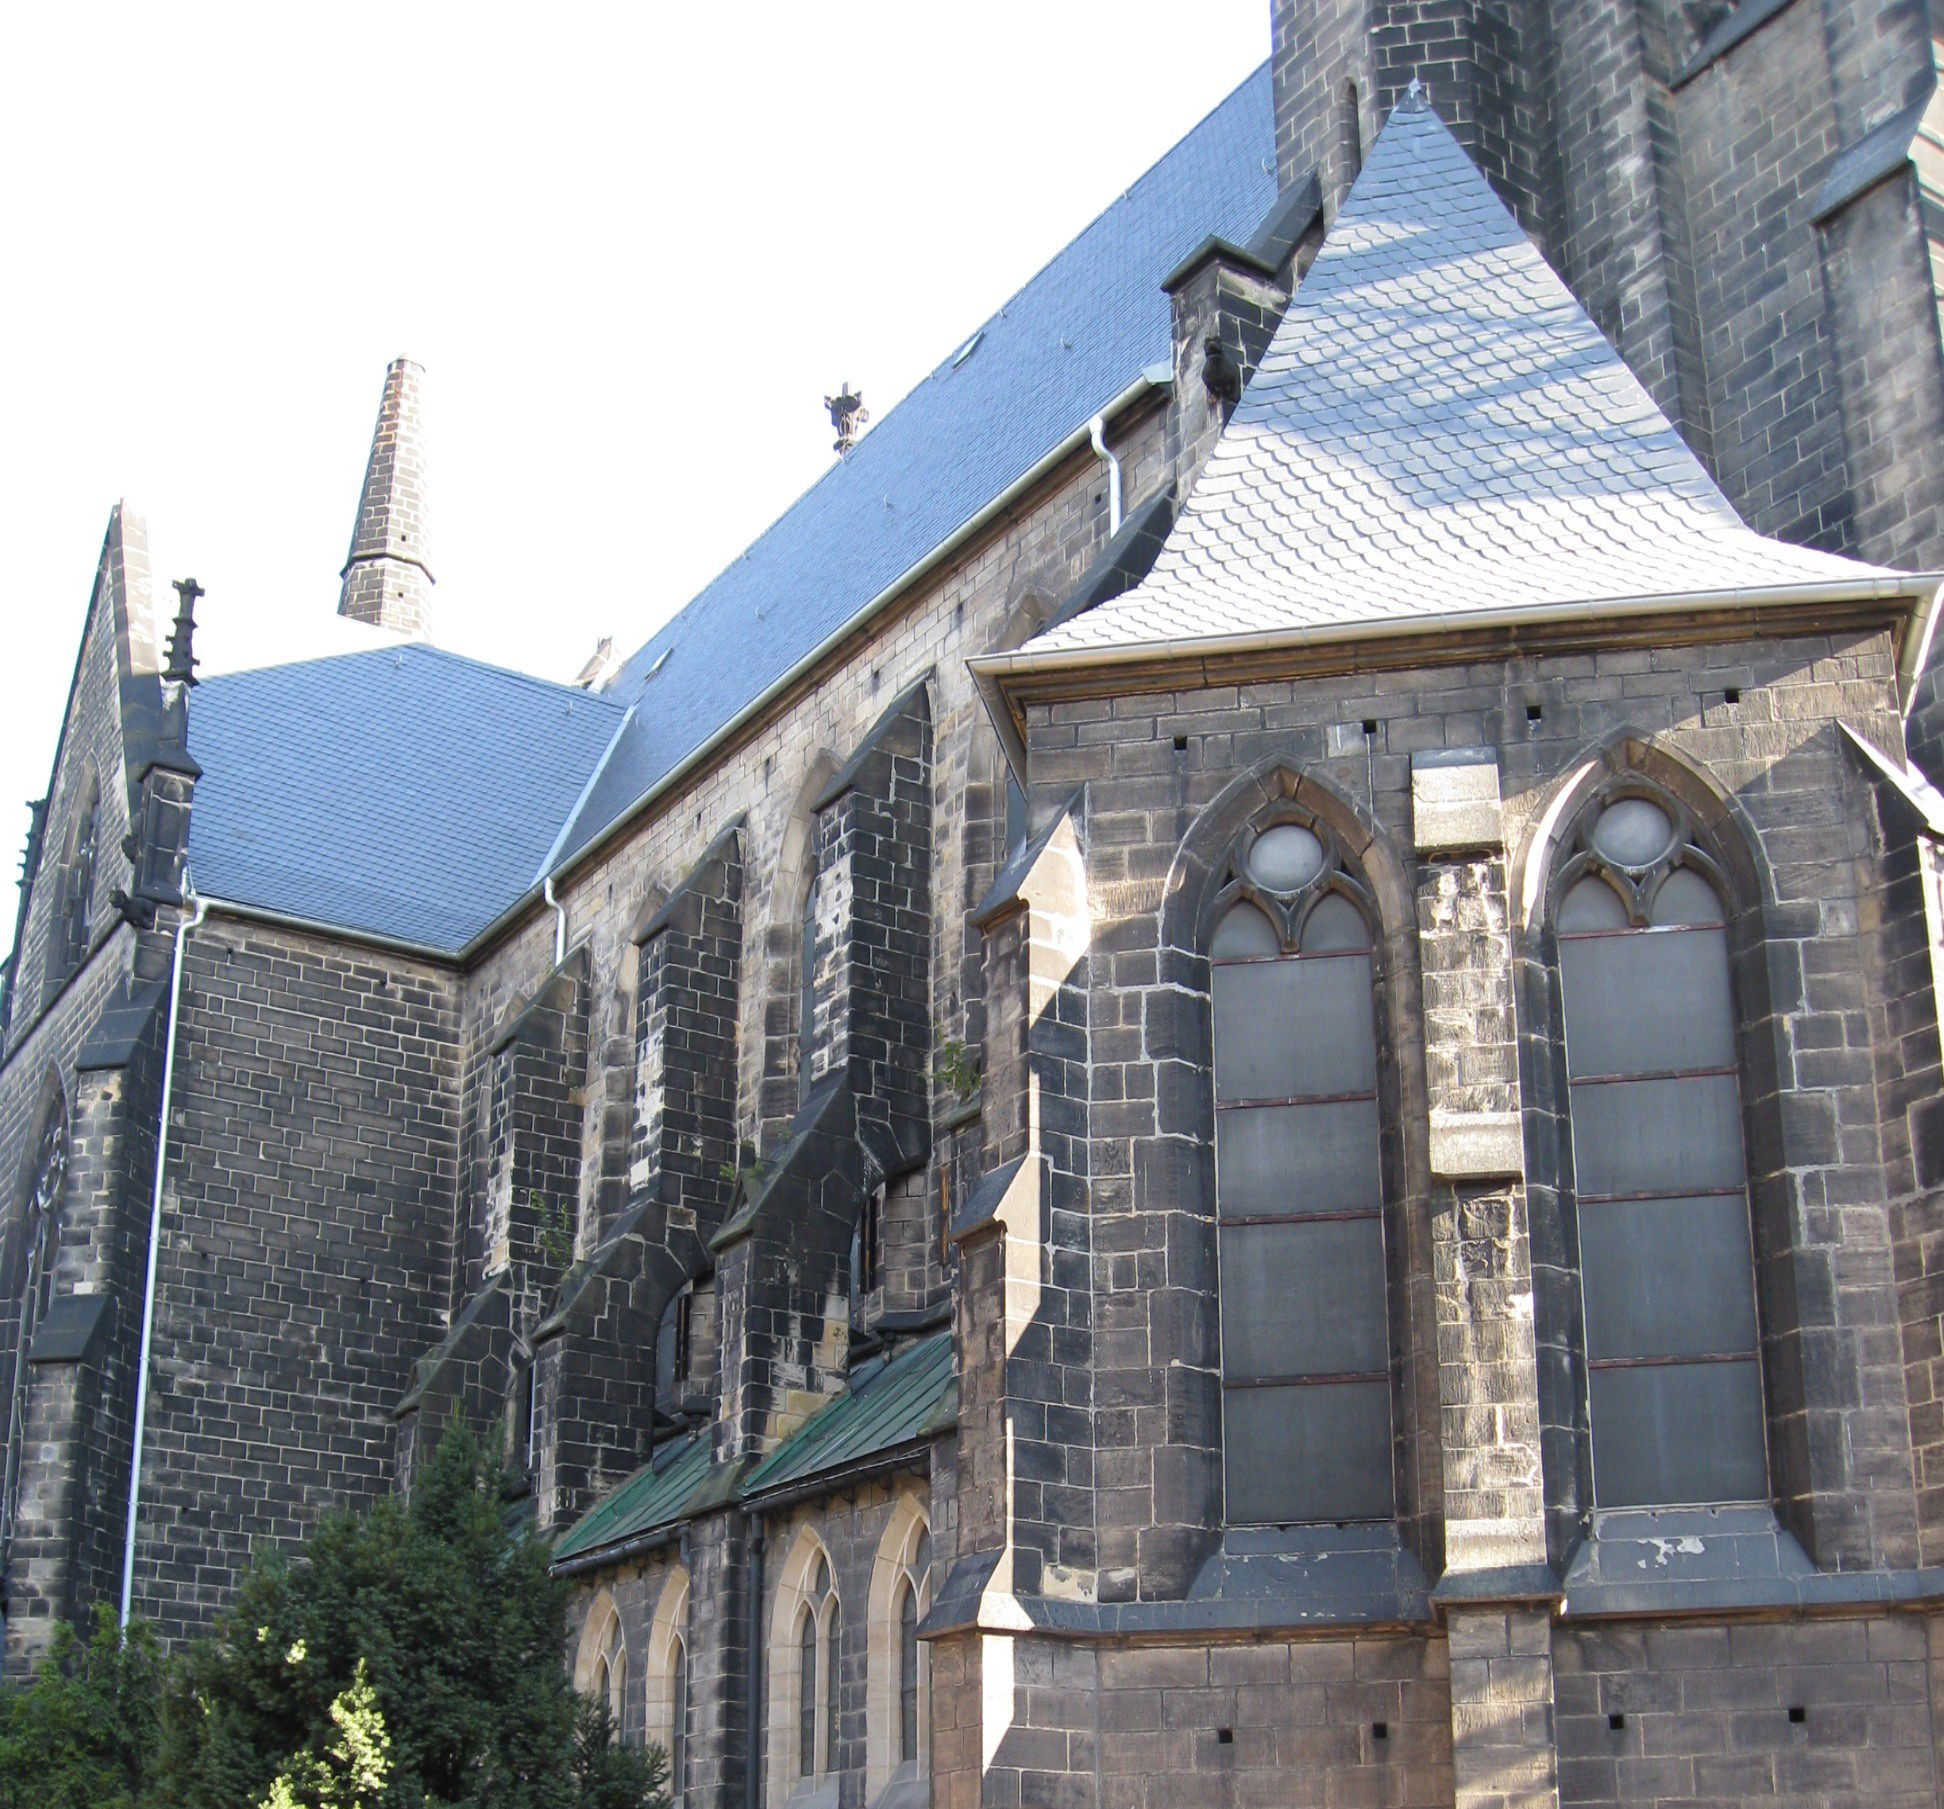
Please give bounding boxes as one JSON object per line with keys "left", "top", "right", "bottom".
{"left": 0, "top": 2, "right": 1268, "bottom": 946}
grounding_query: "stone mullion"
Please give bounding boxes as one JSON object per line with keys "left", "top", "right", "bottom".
{"left": 1411, "top": 751, "right": 1559, "bottom": 1809}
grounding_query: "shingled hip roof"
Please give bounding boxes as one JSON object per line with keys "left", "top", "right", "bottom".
{"left": 1014, "top": 95, "right": 1938, "bottom": 680}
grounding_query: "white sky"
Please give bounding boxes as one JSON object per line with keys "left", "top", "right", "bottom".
{"left": 0, "top": 2, "right": 1268, "bottom": 947}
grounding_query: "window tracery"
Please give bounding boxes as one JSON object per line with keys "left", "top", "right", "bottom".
{"left": 1207, "top": 812, "right": 1393, "bottom": 1525}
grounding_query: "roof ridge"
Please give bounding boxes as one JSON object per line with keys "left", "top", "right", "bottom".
{"left": 199, "top": 640, "right": 629, "bottom": 715}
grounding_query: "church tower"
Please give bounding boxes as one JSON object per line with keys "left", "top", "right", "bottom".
{"left": 338, "top": 357, "right": 433, "bottom": 637}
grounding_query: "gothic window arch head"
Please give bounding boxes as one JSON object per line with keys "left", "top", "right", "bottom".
{"left": 1547, "top": 775, "right": 1767, "bottom": 1508}
{"left": 1206, "top": 807, "right": 1395, "bottom": 1526}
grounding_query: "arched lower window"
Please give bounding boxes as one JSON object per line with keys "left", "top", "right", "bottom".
{"left": 669, "top": 1631, "right": 688, "bottom": 1795}
{"left": 1553, "top": 785, "right": 1766, "bottom": 1507}
{"left": 895, "top": 1525, "right": 930, "bottom": 1765}
{"left": 575, "top": 1594, "right": 628, "bottom": 1734}
{"left": 648, "top": 1566, "right": 692, "bottom": 1800}
{"left": 1209, "top": 818, "right": 1392, "bottom": 1526}
{"left": 792, "top": 1547, "right": 839, "bottom": 1783}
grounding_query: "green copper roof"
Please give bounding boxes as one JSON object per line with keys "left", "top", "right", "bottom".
{"left": 743, "top": 1331, "right": 957, "bottom": 1499}
{"left": 552, "top": 1332, "right": 957, "bottom": 1570}
{"left": 551, "top": 1429, "right": 711, "bottom": 1563}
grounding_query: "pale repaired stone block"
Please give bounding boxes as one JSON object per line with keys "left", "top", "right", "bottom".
{"left": 1429, "top": 1109, "right": 1526, "bottom": 1179}
{"left": 1412, "top": 748, "right": 1504, "bottom": 852}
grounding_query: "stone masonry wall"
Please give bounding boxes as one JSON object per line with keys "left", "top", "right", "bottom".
{"left": 126, "top": 920, "right": 459, "bottom": 1642}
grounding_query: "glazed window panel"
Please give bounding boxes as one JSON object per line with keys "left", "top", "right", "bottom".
{"left": 1556, "top": 796, "right": 1765, "bottom": 1508}
{"left": 1211, "top": 954, "right": 1378, "bottom": 1102}
{"left": 1210, "top": 866, "right": 1392, "bottom": 1527}
{"left": 1223, "top": 1380, "right": 1393, "bottom": 1525}
{"left": 1220, "top": 1218, "right": 1389, "bottom": 1379}
{"left": 1569, "top": 1073, "right": 1745, "bottom": 1199}
{"left": 1586, "top": 1359, "right": 1767, "bottom": 1506}
{"left": 1215, "top": 1099, "right": 1383, "bottom": 1220}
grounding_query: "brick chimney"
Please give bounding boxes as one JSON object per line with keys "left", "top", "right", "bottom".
{"left": 338, "top": 357, "right": 433, "bottom": 637}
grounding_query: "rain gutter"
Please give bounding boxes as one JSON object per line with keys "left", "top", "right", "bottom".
{"left": 973, "top": 570, "right": 1943, "bottom": 703}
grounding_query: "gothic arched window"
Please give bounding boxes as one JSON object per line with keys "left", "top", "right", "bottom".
{"left": 1209, "top": 816, "right": 1392, "bottom": 1525}
{"left": 1552, "top": 782, "right": 1766, "bottom": 1507}
{"left": 60, "top": 785, "right": 99, "bottom": 978}
{"left": 791, "top": 1547, "right": 839, "bottom": 1783}
{"left": 648, "top": 1567, "right": 691, "bottom": 1800}
{"left": 895, "top": 1524, "right": 930, "bottom": 1765}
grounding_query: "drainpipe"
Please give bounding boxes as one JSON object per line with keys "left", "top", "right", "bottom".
{"left": 1088, "top": 415, "right": 1122, "bottom": 536}
{"left": 744, "top": 1513, "right": 765, "bottom": 1809}
{"left": 120, "top": 888, "right": 208, "bottom": 1627}
{"left": 542, "top": 875, "right": 567, "bottom": 966}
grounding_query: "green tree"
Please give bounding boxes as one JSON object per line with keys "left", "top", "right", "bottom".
{"left": 0, "top": 1604, "right": 163, "bottom": 1809}
{"left": 143, "top": 1420, "right": 665, "bottom": 1809}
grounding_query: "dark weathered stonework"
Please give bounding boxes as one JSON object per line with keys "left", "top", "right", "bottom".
{"left": 12, "top": 9, "right": 1944, "bottom": 1809}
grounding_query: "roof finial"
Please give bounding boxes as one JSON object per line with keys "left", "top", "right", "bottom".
{"left": 165, "top": 578, "right": 202, "bottom": 690}
{"left": 339, "top": 358, "right": 434, "bottom": 639}
{"left": 825, "top": 383, "right": 869, "bottom": 455}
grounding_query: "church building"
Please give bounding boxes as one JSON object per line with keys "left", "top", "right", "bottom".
{"left": 11, "top": 3, "right": 1944, "bottom": 1804}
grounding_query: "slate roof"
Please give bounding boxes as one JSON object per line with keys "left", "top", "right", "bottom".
{"left": 186, "top": 646, "right": 625, "bottom": 952}
{"left": 549, "top": 1429, "right": 712, "bottom": 1564}
{"left": 1023, "top": 96, "right": 1919, "bottom": 668}
{"left": 548, "top": 64, "right": 1279, "bottom": 867}
{"left": 742, "top": 1330, "right": 956, "bottom": 1499}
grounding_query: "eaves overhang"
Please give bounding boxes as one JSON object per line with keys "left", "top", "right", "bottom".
{"left": 972, "top": 572, "right": 1944, "bottom": 758}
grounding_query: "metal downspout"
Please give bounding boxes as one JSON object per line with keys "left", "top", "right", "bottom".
{"left": 120, "top": 888, "right": 208, "bottom": 1626}
{"left": 1088, "top": 416, "right": 1123, "bottom": 535}
{"left": 745, "top": 1514, "right": 765, "bottom": 1809}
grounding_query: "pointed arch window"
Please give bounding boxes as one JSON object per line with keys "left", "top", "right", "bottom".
{"left": 1552, "top": 783, "right": 1766, "bottom": 1507}
{"left": 1209, "top": 817, "right": 1392, "bottom": 1525}
{"left": 61, "top": 785, "right": 99, "bottom": 977}
{"left": 648, "top": 1568, "right": 692, "bottom": 1800}
{"left": 792, "top": 1547, "right": 840, "bottom": 1783}
{"left": 895, "top": 1525, "right": 930, "bottom": 1765}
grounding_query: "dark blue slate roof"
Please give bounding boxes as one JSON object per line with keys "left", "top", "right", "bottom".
{"left": 187, "top": 646, "right": 625, "bottom": 952}
{"left": 552, "top": 62, "right": 1276, "bottom": 866}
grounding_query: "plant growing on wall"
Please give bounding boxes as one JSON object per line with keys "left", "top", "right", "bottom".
{"left": 933, "top": 1035, "right": 981, "bottom": 1102}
